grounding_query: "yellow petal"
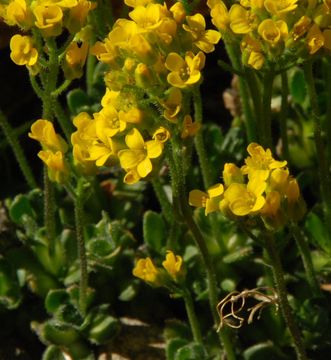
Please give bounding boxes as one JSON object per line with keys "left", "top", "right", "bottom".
{"left": 125, "top": 128, "right": 144, "bottom": 150}
{"left": 189, "top": 190, "right": 207, "bottom": 208}
{"left": 137, "top": 156, "right": 152, "bottom": 177}
{"left": 146, "top": 140, "right": 163, "bottom": 158}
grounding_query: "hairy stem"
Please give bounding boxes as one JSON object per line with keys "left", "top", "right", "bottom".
{"left": 0, "top": 110, "right": 37, "bottom": 189}
{"left": 265, "top": 234, "right": 307, "bottom": 360}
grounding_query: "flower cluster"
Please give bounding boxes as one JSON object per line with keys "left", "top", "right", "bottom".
{"left": 1, "top": 0, "right": 94, "bottom": 74}
{"left": 132, "top": 250, "right": 184, "bottom": 286}
{"left": 70, "top": 0, "right": 220, "bottom": 183}
{"left": 189, "top": 143, "right": 306, "bottom": 229}
{"left": 29, "top": 120, "right": 69, "bottom": 183}
{"left": 208, "top": 0, "right": 331, "bottom": 69}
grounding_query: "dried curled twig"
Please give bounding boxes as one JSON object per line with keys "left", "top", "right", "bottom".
{"left": 216, "top": 287, "right": 278, "bottom": 331}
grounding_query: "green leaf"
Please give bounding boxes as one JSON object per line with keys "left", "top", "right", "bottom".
{"left": 42, "top": 320, "right": 80, "bottom": 346}
{"left": 42, "top": 346, "right": 66, "bottom": 360}
{"left": 67, "top": 89, "right": 90, "bottom": 116}
{"left": 305, "top": 212, "right": 330, "bottom": 253}
{"left": 118, "top": 282, "right": 138, "bottom": 301}
{"left": 290, "top": 70, "right": 307, "bottom": 105}
{"left": 143, "top": 211, "right": 166, "bottom": 253}
{"left": 174, "top": 343, "right": 208, "bottom": 360}
{"left": 8, "top": 194, "right": 35, "bottom": 224}
{"left": 166, "top": 338, "right": 190, "bottom": 360}
{"left": 0, "top": 258, "right": 21, "bottom": 309}
{"left": 80, "top": 304, "right": 120, "bottom": 344}
{"left": 223, "top": 246, "right": 254, "bottom": 264}
{"left": 243, "top": 342, "right": 289, "bottom": 360}
{"left": 45, "top": 289, "right": 69, "bottom": 314}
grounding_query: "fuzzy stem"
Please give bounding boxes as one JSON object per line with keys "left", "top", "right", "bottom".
{"left": 280, "top": 71, "right": 289, "bottom": 160}
{"left": 262, "top": 71, "right": 274, "bottom": 148}
{"left": 265, "top": 234, "right": 307, "bottom": 360}
{"left": 289, "top": 223, "right": 320, "bottom": 296}
{"left": 0, "top": 110, "right": 37, "bottom": 189}
{"left": 183, "top": 288, "right": 203, "bottom": 344}
{"left": 52, "top": 98, "right": 74, "bottom": 142}
{"left": 193, "top": 88, "right": 213, "bottom": 188}
{"left": 75, "top": 178, "right": 89, "bottom": 315}
{"left": 303, "top": 61, "right": 331, "bottom": 231}
{"left": 151, "top": 178, "right": 173, "bottom": 224}
{"left": 168, "top": 143, "right": 236, "bottom": 359}
{"left": 225, "top": 43, "right": 257, "bottom": 142}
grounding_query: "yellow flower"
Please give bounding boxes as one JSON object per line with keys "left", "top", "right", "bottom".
{"left": 63, "top": 41, "right": 89, "bottom": 79}
{"left": 38, "top": 150, "right": 69, "bottom": 183}
{"left": 241, "top": 143, "right": 287, "bottom": 180}
{"left": 153, "top": 127, "right": 171, "bottom": 143}
{"left": 5, "top": 0, "right": 32, "bottom": 28}
{"left": 33, "top": 4, "right": 63, "bottom": 37}
{"left": 162, "top": 251, "right": 183, "bottom": 280}
{"left": 118, "top": 128, "right": 163, "bottom": 180}
{"left": 132, "top": 257, "right": 160, "bottom": 284}
{"left": 125, "top": 0, "right": 153, "bottom": 8}
{"left": 210, "top": 1, "right": 229, "bottom": 31}
{"left": 260, "top": 191, "right": 281, "bottom": 217}
{"left": 258, "top": 19, "right": 288, "bottom": 46}
{"left": 240, "top": 0, "right": 264, "bottom": 8}
{"left": 161, "top": 87, "right": 182, "bottom": 122}
{"left": 65, "top": 0, "right": 96, "bottom": 33}
{"left": 223, "top": 177, "right": 266, "bottom": 216}
{"left": 306, "top": 24, "right": 324, "bottom": 54}
{"left": 94, "top": 105, "right": 126, "bottom": 138}
{"left": 181, "top": 115, "right": 200, "bottom": 139}
{"left": 229, "top": 4, "right": 256, "bottom": 34}
{"left": 165, "top": 51, "right": 205, "bottom": 88}
{"left": 264, "top": 0, "right": 298, "bottom": 16}
{"left": 183, "top": 13, "right": 221, "bottom": 53}
{"left": 291, "top": 16, "right": 311, "bottom": 41}
{"left": 189, "top": 183, "right": 224, "bottom": 215}
{"left": 10, "top": 34, "right": 38, "bottom": 67}
{"left": 241, "top": 35, "right": 264, "bottom": 70}
{"left": 170, "top": 2, "right": 186, "bottom": 23}
{"left": 129, "top": 3, "right": 167, "bottom": 32}
{"left": 223, "top": 163, "right": 244, "bottom": 187}
{"left": 29, "top": 119, "right": 68, "bottom": 153}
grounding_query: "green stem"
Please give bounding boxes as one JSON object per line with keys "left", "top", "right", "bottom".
{"left": 245, "top": 69, "right": 263, "bottom": 143}
{"left": 52, "top": 79, "right": 72, "bottom": 98}
{"left": 29, "top": 74, "right": 44, "bottom": 100}
{"left": 86, "top": 54, "right": 97, "bottom": 97}
{"left": 192, "top": 90, "right": 226, "bottom": 252}
{"left": 225, "top": 43, "right": 257, "bottom": 142}
{"left": 303, "top": 61, "right": 331, "bottom": 229}
{"left": 168, "top": 142, "right": 236, "bottom": 359}
{"left": 0, "top": 110, "right": 37, "bottom": 189}
{"left": 262, "top": 71, "right": 274, "bottom": 148}
{"left": 289, "top": 223, "right": 320, "bottom": 295}
{"left": 52, "top": 98, "right": 74, "bottom": 142}
{"left": 265, "top": 234, "right": 307, "bottom": 360}
{"left": 151, "top": 178, "right": 173, "bottom": 224}
{"left": 43, "top": 167, "right": 56, "bottom": 251}
{"left": 324, "top": 58, "right": 331, "bottom": 168}
{"left": 193, "top": 88, "right": 213, "bottom": 188}
{"left": 280, "top": 71, "right": 289, "bottom": 160}
{"left": 183, "top": 288, "right": 203, "bottom": 344}
{"left": 179, "top": 191, "right": 235, "bottom": 359}
{"left": 75, "top": 178, "right": 89, "bottom": 315}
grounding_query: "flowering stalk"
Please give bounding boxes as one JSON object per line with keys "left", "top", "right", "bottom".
{"left": 262, "top": 71, "right": 275, "bottom": 148}
{"left": 289, "top": 223, "right": 320, "bottom": 296}
{"left": 303, "top": 61, "right": 331, "bottom": 232}
{"left": 168, "top": 141, "right": 236, "bottom": 359}
{"left": 280, "top": 71, "right": 289, "bottom": 160}
{"left": 0, "top": 110, "right": 37, "bottom": 189}
{"left": 75, "top": 178, "right": 89, "bottom": 316}
{"left": 264, "top": 233, "right": 308, "bottom": 360}
{"left": 182, "top": 287, "right": 203, "bottom": 344}
{"left": 151, "top": 178, "right": 173, "bottom": 224}
{"left": 225, "top": 43, "right": 257, "bottom": 142}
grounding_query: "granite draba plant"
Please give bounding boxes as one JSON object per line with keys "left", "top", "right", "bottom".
{"left": 1, "top": 0, "right": 331, "bottom": 359}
